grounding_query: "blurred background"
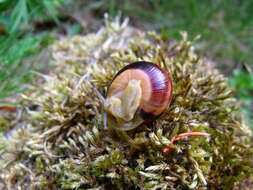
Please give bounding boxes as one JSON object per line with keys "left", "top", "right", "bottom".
{"left": 0, "top": 0, "right": 252, "bottom": 129}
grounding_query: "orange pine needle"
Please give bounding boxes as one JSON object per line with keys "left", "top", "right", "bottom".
{"left": 0, "top": 106, "right": 16, "bottom": 111}
{"left": 163, "top": 132, "right": 210, "bottom": 153}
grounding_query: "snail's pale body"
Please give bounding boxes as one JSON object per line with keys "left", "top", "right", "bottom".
{"left": 106, "top": 79, "right": 142, "bottom": 122}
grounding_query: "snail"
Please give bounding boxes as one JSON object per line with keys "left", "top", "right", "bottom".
{"left": 103, "top": 61, "right": 173, "bottom": 131}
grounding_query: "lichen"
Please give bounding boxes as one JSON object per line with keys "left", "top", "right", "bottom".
{"left": 0, "top": 15, "right": 252, "bottom": 190}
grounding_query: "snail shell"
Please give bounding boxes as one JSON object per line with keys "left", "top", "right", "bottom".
{"left": 105, "top": 61, "right": 172, "bottom": 130}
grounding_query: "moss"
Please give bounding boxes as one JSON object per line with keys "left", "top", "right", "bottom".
{"left": 0, "top": 16, "right": 252, "bottom": 190}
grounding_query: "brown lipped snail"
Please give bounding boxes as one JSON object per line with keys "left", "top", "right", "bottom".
{"left": 103, "top": 61, "right": 173, "bottom": 131}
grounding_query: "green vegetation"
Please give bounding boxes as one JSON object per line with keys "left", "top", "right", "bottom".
{"left": 0, "top": 0, "right": 62, "bottom": 33}
{"left": 229, "top": 70, "right": 253, "bottom": 128}
{"left": 0, "top": 34, "right": 48, "bottom": 101}
{"left": 0, "top": 20, "right": 252, "bottom": 189}
{"left": 107, "top": 0, "right": 253, "bottom": 70}
{"left": 0, "top": 0, "right": 61, "bottom": 103}
{"left": 0, "top": 1, "right": 252, "bottom": 189}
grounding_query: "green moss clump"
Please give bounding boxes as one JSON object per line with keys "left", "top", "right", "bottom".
{"left": 0, "top": 16, "right": 252, "bottom": 190}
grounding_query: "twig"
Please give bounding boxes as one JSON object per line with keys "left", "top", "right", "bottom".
{"left": 163, "top": 132, "right": 210, "bottom": 153}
